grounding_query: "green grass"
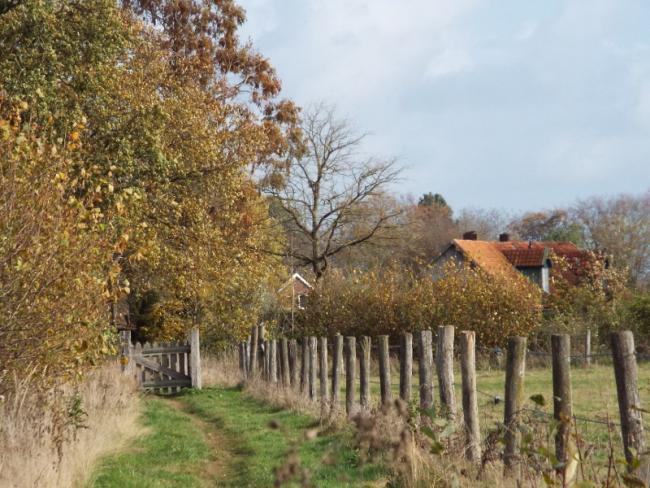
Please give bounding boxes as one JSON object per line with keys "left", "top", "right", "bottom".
{"left": 360, "top": 361, "right": 650, "bottom": 458}
{"left": 180, "top": 387, "right": 384, "bottom": 487}
{"left": 90, "top": 387, "right": 385, "bottom": 488}
{"left": 90, "top": 399, "right": 210, "bottom": 488}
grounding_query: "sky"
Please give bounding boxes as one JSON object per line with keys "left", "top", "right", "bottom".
{"left": 238, "top": 0, "right": 650, "bottom": 212}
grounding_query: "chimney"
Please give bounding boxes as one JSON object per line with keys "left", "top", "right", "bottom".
{"left": 462, "top": 230, "right": 477, "bottom": 240}
{"left": 499, "top": 233, "right": 510, "bottom": 242}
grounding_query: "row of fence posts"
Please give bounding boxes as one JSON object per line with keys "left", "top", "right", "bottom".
{"left": 236, "top": 326, "right": 649, "bottom": 485}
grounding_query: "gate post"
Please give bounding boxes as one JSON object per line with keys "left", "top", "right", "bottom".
{"left": 189, "top": 328, "right": 202, "bottom": 389}
{"left": 120, "top": 329, "right": 133, "bottom": 374}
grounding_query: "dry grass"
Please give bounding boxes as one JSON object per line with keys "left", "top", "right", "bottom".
{"left": 0, "top": 361, "right": 142, "bottom": 488}
{"left": 201, "top": 351, "right": 243, "bottom": 388}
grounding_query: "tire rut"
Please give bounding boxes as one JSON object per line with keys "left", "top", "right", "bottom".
{"left": 165, "top": 398, "right": 236, "bottom": 486}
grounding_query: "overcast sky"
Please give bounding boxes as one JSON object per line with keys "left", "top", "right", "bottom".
{"left": 239, "top": 0, "right": 650, "bottom": 212}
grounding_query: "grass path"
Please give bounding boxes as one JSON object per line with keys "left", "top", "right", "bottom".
{"left": 90, "top": 386, "right": 385, "bottom": 487}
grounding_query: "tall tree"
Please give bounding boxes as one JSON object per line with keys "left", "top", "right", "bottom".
{"left": 418, "top": 192, "right": 448, "bottom": 209}
{"left": 571, "top": 191, "right": 650, "bottom": 285}
{"left": 509, "top": 209, "right": 584, "bottom": 244}
{"left": 0, "top": 0, "right": 294, "bottom": 374}
{"left": 263, "top": 104, "right": 402, "bottom": 280}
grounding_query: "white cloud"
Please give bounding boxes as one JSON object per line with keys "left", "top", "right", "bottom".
{"left": 425, "top": 48, "right": 472, "bottom": 79}
{"left": 240, "top": 0, "right": 650, "bottom": 210}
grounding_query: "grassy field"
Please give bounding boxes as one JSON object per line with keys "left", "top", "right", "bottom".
{"left": 360, "top": 359, "right": 650, "bottom": 457}
{"left": 90, "top": 387, "right": 385, "bottom": 488}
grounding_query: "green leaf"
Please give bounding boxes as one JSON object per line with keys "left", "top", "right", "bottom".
{"left": 430, "top": 440, "right": 445, "bottom": 455}
{"left": 421, "top": 426, "right": 436, "bottom": 440}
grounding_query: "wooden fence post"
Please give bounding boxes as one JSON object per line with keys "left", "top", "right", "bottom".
{"left": 281, "top": 338, "right": 290, "bottom": 387}
{"left": 319, "top": 337, "right": 329, "bottom": 416}
{"left": 189, "top": 327, "right": 202, "bottom": 390}
{"left": 245, "top": 336, "right": 251, "bottom": 377}
{"left": 585, "top": 328, "right": 591, "bottom": 367}
{"left": 249, "top": 326, "right": 259, "bottom": 376}
{"left": 611, "top": 330, "right": 650, "bottom": 483}
{"left": 359, "top": 336, "right": 371, "bottom": 409}
{"left": 551, "top": 334, "right": 576, "bottom": 484}
{"left": 436, "top": 325, "right": 456, "bottom": 419}
{"left": 301, "top": 337, "right": 309, "bottom": 395}
{"left": 238, "top": 342, "right": 245, "bottom": 373}
{"left": 400, "top": 332, "right": 413, "bottom": 403}
{"left": 120, "top": 330, "right": 132, "bottom": 374}
{"left": 418, "top": 329, "right": 434, "bottom": 415}
{"left": 503, "top": 336, "right": 526, "bottom": 477}
{"left": 263, "top": 339, "right": 270, "bottom": 381}
{"left": 378, "top": 335, "right": 392, "bottom": 406}
{"left": 460, "top": 331, "right": 481, "bottom": 463}
{"left": 309, "top": 336, "right": 317, "bottom": 400}
{"left": 258, "top": 324, "right": 266, "bottom": 374}
{"left": 332, "top": 334, "right": 343, "bottom": 414}
{"left": 345, "top": 336, "right": 357, "bottom": 416}
{"left": 289, "top": 339, "right": 298, "bottom": 387}
{"left": 270, "top": 340, "right": 278, "bottom": 384}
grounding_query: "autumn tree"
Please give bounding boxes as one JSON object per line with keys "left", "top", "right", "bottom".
{"left": 454, "top": 207, "right": 510, "bottom": 240}
{"left": 571, "top": 191, "right": 650, "bottom": 285}
{"left": 0, "top": 0, "right": 296, "bottom": 385}
{"left": 509, "top": 209, "right": 584, "bottom": 244}
{"left": 263, "top": 104, "right": 402, "bottom": 280}
{"left": 0, "top": 100, "right": 113, "bottom": 390}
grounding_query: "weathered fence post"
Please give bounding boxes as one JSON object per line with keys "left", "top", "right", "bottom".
{"left": 319, "top": 337, "right": 329, "bottom": 416}
{"left": 359, "top": 336, "right": 371, "bottom": 409}
{"left": 289, "top": 339, "right": 298, "bottom": 387}
{"left": 331, "top": 334, "right": 343, "bottom": 414}
{"left": 436, "top": 325, "right": 456, "bottom": 419}
{"left": 418, "top": 329, "right": 434, "bottom": 415}
{"left": 378, "top": 335, "right": 392, "bottom": 406}
{"left": 503, "top": 336, "right": 526, "bottom": 477}
{"left": 551, "top": 334, "right": 576, "bottom": 484}
{"left": 281, "top": 338, "right": 290, "bottom": 387}
{"left": 300, "top": 337, "right": 309, "bottom": 395}
{"left": 120, "top": 329, "right": 132, "bottom": 374}
{"left": 244, "top": 338, "right": 250, "bottom": 377}
{"left": 344, "top": 336, "right": 357, "bottom": 416}
{"left": 258, "top": 324, "right": 266, "bottom": 374}
{"left": 249, "top": 326, "right": 259, "bottom": 376}
{"left": 189, "top": 327, "right": 202, "bottom": 390}
{"left": 460, "top": 331, "right": 481, "bottom": 463}
{"left": 270, "top": 340, "right": 278, "bottom": 384}
{"left": 309, "top": 336, "right": 317, "bottom": 400}
{"left": 263, "top": 339, "right": 270, "bottom": 381}
{"left": 400, "top": 332, "right": 413, "bottom": 403}
{"left": 584, "top": 328, "right": 591, "bottom": 367}
{"left": 611, "top": 330, "right": 650, "bottom": 483}
{"left": 238, "top": 342, "right": 245, "bottom": 374}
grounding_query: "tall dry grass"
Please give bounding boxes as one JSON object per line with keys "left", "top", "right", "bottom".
{"left": 0, "top": 361, "right": 142, "bottom": 488}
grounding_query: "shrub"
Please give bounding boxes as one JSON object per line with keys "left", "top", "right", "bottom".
{"left": 296, "top": 262, "right": 541, "bottom": 346}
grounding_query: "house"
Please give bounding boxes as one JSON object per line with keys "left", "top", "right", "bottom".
{"left": 432, "top": 231, "right": 598, "bottom": 293}
{"left": 277, "top": 272, "right": 313, "bottom": 309}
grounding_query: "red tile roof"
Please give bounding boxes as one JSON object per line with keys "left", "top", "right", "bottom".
{"left": 445, "top": 239, "right": 595, "bottom": 286}
{"left": 501, "top": 248, "right": 547, "bottom": 267}
{"left": 451, "top": 239, "right": 523, "bottom": 280}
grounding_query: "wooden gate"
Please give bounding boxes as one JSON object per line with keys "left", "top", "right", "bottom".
{"left": 120, "top": 328, "right": 202, "bottom": 393}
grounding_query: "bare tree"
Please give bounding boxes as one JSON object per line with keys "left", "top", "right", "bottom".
{"left": 455, "top": 207, "right": 511, "bottom": 240}
{"left": 571, "top": 190, "right": 650, "bottom": 285}
{"left": 263, "top": 104, "right": 402, "bottom": 280}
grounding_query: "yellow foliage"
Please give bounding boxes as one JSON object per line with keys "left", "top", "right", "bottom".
{"left": 298, "top": 261, "right": 541, "bottom": 347}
